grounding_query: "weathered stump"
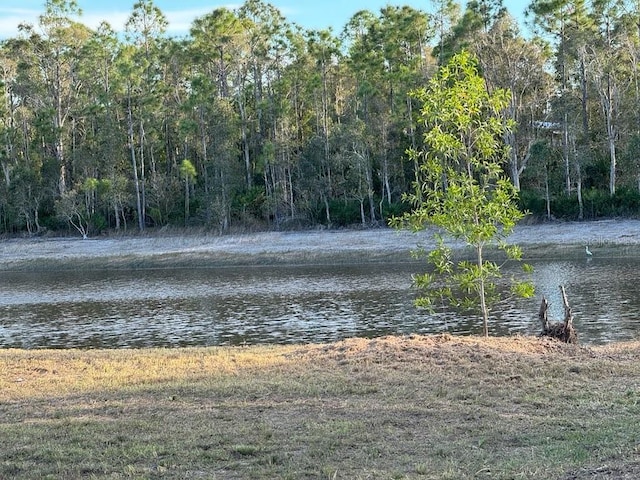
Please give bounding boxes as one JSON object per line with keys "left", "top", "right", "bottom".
{"left": 539, "top": 285, "right": 578, "bottom": 344}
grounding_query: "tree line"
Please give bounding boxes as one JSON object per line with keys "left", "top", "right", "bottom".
{"left": 1, "top": 0, "right": 639, "bottom": 236}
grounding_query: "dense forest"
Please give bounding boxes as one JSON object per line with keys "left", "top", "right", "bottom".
{"left": 1, "top": 0, "right": 639, "bottom": 236}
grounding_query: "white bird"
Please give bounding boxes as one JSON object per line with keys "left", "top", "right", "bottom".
{"left": 585, "top": 245, "right": 593, "bottom": 256}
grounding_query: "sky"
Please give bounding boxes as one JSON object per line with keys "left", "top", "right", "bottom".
{"left": 0, "top": 1, "right": 529, "bottom": 40}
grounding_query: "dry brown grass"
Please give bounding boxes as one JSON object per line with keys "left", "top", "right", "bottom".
{"left": 0, "top": 345, "right": 297, "bottom": 400}
{"left": 2, "top": 335, "right": 640, "bottom": 479}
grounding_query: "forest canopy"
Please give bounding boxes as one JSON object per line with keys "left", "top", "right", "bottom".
{"left": 1, "top": 0, "right": 639, "bottom": 236}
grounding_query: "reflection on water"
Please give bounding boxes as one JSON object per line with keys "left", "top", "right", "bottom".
{"left": 0, "top": 257, "right": 638, "bottom": 348}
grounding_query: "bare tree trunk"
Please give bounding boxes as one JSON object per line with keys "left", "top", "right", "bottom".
{"left": 139, "top": 120, "right": 146, "bottom": 225}
{"left": 560, "top": 285, "right": 573, "bottom": 328}
{"left": 562, "top": 113, "right": 571, "bottom": 194}
{"left": 607, "top": 109, "right": 617, "bottom": 196}
{"left": 539, "top": 285, "right": 577, "bottom": 343}
{"left": 477, "top": 244, "right": 489, "bottom": 337}
{"left": 538, "top": 296, "right": 550, "bottom": 331}
{"left": 572, "top": 137, "right": 584, "bottom": 220}
{"left": 323, "top": 195, "right": 331, "bottom": 226}
{"left": 114, "top": 204, "right": 120, "bottom": 230}
{"left": 238, "top": 96, "right": 252, "bottom": 189}
{"left": 545, "top": 169, "right": 551, "bottom": 221}
{"left": 127, "top": 91, "right": 144, "bottom": 232}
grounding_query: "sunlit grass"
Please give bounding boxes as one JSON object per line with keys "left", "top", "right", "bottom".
{"left": 0, "top": 345, "right": 297, "bottom": 400}
{"left": 3, "top": 335, "right": 640, "bottom": 479}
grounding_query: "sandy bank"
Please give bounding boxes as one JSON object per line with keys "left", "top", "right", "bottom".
{"left": 1, "top": 219, "right": 639, "bottom": 271}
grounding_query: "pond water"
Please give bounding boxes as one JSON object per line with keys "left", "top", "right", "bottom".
{"left": 0, "top": 257, "right": 638, "bottom": 348}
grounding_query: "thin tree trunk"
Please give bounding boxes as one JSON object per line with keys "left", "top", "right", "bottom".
{"left": 562, "top": 113, "right": 571, "bottom": 194}
{"left": 477, "top": 244, "right": 489, "bottom": 337}
{"left": 238, "top": 97, "right": 252, "bottom": 189}
{"left": 139, "top": 120, "right": 146, "bottom": 225}
{"left": 127, "top": 91, "right": 144, "bottom": 232}
{"left": 184, "top": 179, "right": 189, "bottom": 226}
{"left": 572, "top": 137, "right": 584, "bottom": 219}
{"left": 545, "top": 166, "right": 551, "bottom": 220}
{"left": 114, "top": 204, "right": 120, "bottom": 230}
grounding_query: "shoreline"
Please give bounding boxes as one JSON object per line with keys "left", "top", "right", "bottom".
{"left": 1, "top": 218, "right": 640, "bottom": 271}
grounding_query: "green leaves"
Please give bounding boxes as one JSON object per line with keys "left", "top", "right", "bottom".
{"left": 395, "top": 50, "right": 534, "bottom": 336}
{"left": 428, "top": 237, "right": 454, "bottom": 274}
{"left": 179, "top": 159, "right": 197, "bottom": 181}
{"left": 511, "top": 280, "right": 536, "bottom": 299}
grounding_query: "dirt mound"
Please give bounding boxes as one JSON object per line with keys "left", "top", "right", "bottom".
{"left": 291, "top": 334, "right": 640, "bottom": 480}
{"left": 292, "top": 333, "right": 590, "bottom": 365}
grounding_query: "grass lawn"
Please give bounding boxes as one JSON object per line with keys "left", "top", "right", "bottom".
{"left": 2, "top": 334, "right": 640, "bottom": 479}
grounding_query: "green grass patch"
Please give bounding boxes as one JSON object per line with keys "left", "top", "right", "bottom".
{"left": 2, "top": 336, "right": 640, "bottom": 479}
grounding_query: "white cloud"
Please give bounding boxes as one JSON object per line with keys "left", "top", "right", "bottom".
{"left": 80, "top": 7, "right": 220, "bottom": 36}
{"left": 163, "top": 7, "right": 221, "bottom": 36}
{"left": 0, "top": 8, "right": 40, "bottom": 38}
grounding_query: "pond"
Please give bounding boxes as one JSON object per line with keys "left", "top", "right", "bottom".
{"left": 0, "top": 256, "right": 638, "bottom": 348}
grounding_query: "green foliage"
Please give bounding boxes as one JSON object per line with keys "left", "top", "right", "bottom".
{"left": 325, "top": 199, "right": 362, "bottom": 227}
{"left": 179, "top": 159, "right": 197, "bottom": 181}
{"left": 3, "top": 0, "right": 640, "bottom": 236}
{"left": 233, "top": 186, "right": 268, "bottom": 223}
{"left": 582, "top": 187, "right": 640, "bottom": 219}
{"left": 518, "top": 189, "right": 548, "bottom": 217}
{"left": 550, "top": 194, "right": 581, "bottom": 219}
{"left": 393, "top": 51, "right": 534, "bottom": 336}
{"left": 522, "top": 187, "right": 640, "bottom": 220}
{"left": 381, "top": 201, "right": 412, "bottom": 225}
{"left": 89, "top": 213, "right": 109, "bottom": 234}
